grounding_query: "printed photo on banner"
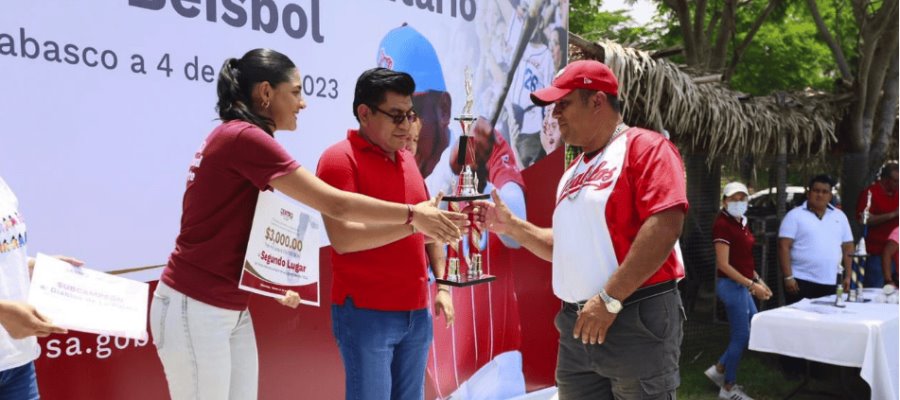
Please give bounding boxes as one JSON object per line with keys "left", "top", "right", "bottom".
{"left": 240, "top": 191, "right": 322, "bottom": 306}
{"left": 27, "top": 253, "right": 149, "bottom": 340}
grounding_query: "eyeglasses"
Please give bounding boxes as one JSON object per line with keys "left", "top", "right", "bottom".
{"left": 371, "top": 105, "right": 418, "bottom": 125}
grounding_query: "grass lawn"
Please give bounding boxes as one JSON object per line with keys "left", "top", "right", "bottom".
{"left": 678, "top": 319, "right": 870, "bottom": 399}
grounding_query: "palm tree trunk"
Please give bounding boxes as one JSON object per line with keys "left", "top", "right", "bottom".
{"left": 683, "top": 153, "right": 721, "bottom": 317}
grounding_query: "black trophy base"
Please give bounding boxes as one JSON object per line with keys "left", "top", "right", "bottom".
{"left": 436, "top": 274, "right": 496, "bottom": 287}
{"left": 442, "top": 193, "right": 490, "bottom": 202}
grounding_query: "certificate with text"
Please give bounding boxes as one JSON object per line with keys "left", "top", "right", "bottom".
{"left": 27, "top": 254, "right": 149, "bottom": 340}
{"left": 240, "top": 190, "right": 321, "bottom": 306}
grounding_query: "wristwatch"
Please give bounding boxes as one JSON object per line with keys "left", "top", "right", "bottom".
{"left": 598, "top": 289, "right": 623, "bottom": 314}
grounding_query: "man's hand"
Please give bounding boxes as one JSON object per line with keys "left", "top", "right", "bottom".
{"left": 434, "top": 288, "right": 454, "bottom": 328}
{"left": 477, "top": 189, "right": 517, "bottom": 236}
{"left": 411, "top": 193, "right": 467, "bottom": 243}
{"left": 278, "top": 290, "right": 301, "bottom": 309}
{"left": 0, "top": 300, "right": 67, "bottom": 339}
{"left": 573, "top": 295, "right": 617, "bottom": 345}
{"left": 784, "top": 278, "right": 800, "bottom": 295}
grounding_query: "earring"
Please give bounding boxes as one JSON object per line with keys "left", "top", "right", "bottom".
{"left": 262, "top": 100, "right": 271, "bottom": 110}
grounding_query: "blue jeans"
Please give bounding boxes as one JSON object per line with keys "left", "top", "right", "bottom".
{"left": 717, "top": 278, "right": 757, "bottom": 385}
{"left": 0, "top": 362, "right": 39, "bottom": 400}
{"left": 862, "top": 255, "right": 897, "bottom": 288}
{"left": 332, "top": 298, "right": 433, "bottom": 400}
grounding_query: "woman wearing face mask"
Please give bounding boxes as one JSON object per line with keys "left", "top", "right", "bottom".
{"left": 704, "top": 182, "right": 772, "bottom": 400}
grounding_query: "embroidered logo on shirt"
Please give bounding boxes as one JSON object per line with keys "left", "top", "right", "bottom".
{"left": 558, "top": 161, "right": 617, "bottom": 202}
{"left": 187, "top": 140, "right": 207, "bottom": 182}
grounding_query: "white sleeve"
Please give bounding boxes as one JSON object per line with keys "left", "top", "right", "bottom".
{"left": 839, "top": 212, "right": 854, "bottom": 243}
{"left": 778, "top": 209, "right": 799, "bottom": 239}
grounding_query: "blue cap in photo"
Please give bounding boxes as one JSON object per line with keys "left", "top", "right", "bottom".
{"left": 377, "top": 24, "right": 446, "bottom": 93}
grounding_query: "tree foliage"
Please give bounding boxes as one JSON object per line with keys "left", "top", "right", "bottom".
{"left": 568, "top": 0, "right": 844, "bottom": 95}
{"left": 569, "top": 0, "right": 659, "bottom": 46}
{"left": 729, "top": 1, "right": 838, "bottom": 95}
{"left": 568, "top": 0, "right": 898, "bottom": 236}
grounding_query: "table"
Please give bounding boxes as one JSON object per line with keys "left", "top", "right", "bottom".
{"left": 749, "top": 289, "right": 898, "bottom": 400}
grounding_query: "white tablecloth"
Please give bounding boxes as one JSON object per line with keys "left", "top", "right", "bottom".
{"left": 749, "top": 289, "right": 899, "bottom": 400}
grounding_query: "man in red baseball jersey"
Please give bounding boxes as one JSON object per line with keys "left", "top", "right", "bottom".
{"left": 483, "top": 60, "right": 688, "bottom": 399}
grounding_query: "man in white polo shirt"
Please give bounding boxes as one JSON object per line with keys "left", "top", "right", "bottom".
{"left": 777, "top": 174, "right": 853, "bottom": 378}
{"left": 778, "top": 174, "right": 853, "bottom": 303}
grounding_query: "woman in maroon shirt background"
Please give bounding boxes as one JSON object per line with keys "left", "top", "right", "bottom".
{"left": 704, "top": 182, "right": 772, "bottom": 400}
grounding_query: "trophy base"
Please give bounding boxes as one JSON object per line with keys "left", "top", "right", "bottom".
{"left": 437, "top": 274, "right": 496, "bottom": 287}
{"left": 442, "top": 193, "right": 490, "bottom": 202}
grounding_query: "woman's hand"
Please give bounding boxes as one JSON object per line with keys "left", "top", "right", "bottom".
{"left": 28, "top": 255, "right": 83, "bottom": 277}
{"left": 278, "top": 290, "right": 301, "bottom": 309}
{"left": 0, "top": 301, "right": 67, "bottom": 339}
{"left": 749, "top": 282, "right": 771, "bottom": 300}
{"left": 411, "top": 192, "right": 467, "bottom": 243}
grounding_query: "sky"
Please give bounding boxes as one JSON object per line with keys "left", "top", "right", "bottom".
{"left": 598, "top": 0, "right": 658, "bottom": 26}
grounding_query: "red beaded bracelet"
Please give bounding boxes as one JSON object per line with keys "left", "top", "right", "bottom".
{"left": 405, "top": 204, "right": 414, "bottom": 225}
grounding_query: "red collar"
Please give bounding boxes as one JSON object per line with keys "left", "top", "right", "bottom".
{"left": 346, "top": 129, "right": 407, "bottom": 161}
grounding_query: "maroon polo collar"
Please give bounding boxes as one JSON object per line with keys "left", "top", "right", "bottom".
{"left": 720, "top": 209, "right": 747, "bottom": 227}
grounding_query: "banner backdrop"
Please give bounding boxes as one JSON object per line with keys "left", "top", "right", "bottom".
{"left": 0, "top": 0, "right": 566, "bottom": 272}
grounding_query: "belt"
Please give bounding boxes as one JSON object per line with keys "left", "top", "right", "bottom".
{"left": 563, "top": 280, "right": 678, "bottom": 312}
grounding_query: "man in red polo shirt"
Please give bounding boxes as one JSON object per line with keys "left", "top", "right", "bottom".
{"left": 482, "top": 60, "right": 688, "bottom": 399}
{"left": 316, "top": 68, "right": 454, "bottom": 400}
{"left": 857, "top": 162, "right": 899, "bottom": 287}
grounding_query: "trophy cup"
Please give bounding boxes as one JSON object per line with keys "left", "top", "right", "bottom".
{"left": 848, "top": 190, "right": 873, "bottom": 302}
{"left": 436, "top": 68, "right": 496, "bottom": 287}
{"left": 834, "top": 269, "right": 846, "bottom": 308}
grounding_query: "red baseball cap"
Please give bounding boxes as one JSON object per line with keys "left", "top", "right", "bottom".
{"left": 530, "top": 60, "right": 619, "bottom": 106}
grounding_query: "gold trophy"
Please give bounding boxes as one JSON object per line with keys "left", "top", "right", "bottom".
{"left": 436, "top": 68, "right": 496, "bottom": 287}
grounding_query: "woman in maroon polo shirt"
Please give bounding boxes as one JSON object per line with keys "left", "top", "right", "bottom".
{"left": 704, "top": 182, "right": 772, "bottom": 400}
{"left": 148, "top": 49, "right": 465, "bottom": 400}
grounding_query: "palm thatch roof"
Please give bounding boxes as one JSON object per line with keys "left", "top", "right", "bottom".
{"left": 568, "top": 36, "right": 843, "bottom": 159}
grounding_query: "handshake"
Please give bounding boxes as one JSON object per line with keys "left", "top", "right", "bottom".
{"left": 406, "top": 192, "right": 493, "bottom": 245}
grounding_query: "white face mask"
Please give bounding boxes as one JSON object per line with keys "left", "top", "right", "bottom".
{"left": 726, "top": 201, "right": 748, "bottom": 218}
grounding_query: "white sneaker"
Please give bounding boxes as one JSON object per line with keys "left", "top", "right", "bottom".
{"left": 704, "top": 365, "right": 725, "bottom": 387}
{"left": 719, "top": 385, "right": 754, "bottom": 400}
